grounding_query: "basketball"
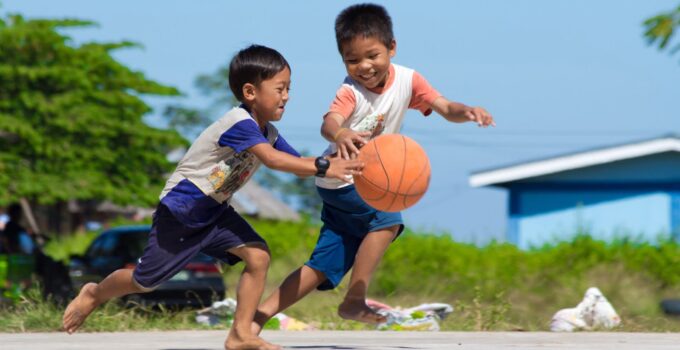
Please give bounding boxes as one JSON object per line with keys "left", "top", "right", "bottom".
{"left": 353, "top": 134, "right": 431, "bottom": 212}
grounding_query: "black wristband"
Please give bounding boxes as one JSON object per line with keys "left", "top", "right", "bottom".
{"left": 314, "top": 156, "right": 330, "bottom": 177}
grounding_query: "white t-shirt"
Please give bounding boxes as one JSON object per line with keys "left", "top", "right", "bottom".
{"left": 316, "top": 64, "right": 441, "bottom": 189}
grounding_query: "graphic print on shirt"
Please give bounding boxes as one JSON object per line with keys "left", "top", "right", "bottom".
{"left": 208, "top": 151, "right": 255, "bottom": 196}
{"left": 354, "top": 112, "right": 385, "bottom": 139}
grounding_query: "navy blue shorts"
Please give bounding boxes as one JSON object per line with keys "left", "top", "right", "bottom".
{"left": 133, "top": 203, "right": 265, "bottom": 289}
{"left": 306, "top": 185, "right": 404, "bottom": 291}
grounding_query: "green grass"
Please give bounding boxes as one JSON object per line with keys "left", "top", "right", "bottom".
{"left": 4, "top": 218, "right": 680, "bottom": 332}
{"left": 0, "top": 287, "right": 221, "bottom": 333}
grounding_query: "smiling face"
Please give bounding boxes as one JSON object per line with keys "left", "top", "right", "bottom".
{"left": 340, "top": 35, "right": 395, "bottom": 90}
{"left": 244, "top": 67, "right": 291, "bottom": 126}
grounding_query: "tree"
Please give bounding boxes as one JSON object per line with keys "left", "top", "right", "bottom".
{"left": 0, "top": 13, "right": 187, "bottom": 207}
{"left": 643, "top": 4, "right": 680, "bottom": 59}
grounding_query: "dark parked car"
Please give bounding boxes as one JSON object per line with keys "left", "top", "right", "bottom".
{"left": 69, "top": 225, "right": 225, "bottom": 307}
{"left": 661, "top": 299, "right": 680, "bottom": 316}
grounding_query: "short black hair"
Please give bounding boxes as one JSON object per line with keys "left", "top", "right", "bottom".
{"left": 335, "top": 3, "right": 394, "bottom": 54}
{"left": 228, "top": 45, "right": 290, "bottom": 102}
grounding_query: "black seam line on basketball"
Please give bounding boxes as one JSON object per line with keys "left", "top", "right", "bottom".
{"left": 384, "top": 135, "right": 406, "bottom": 211}
{"left": 358, "top": 166, "right": 425, "bottom": 196}
{"left": 357, "top": 140, "right": 390, "bottom": 201}
{"left": 359, "top": 179, "right": 427, "bottom": 196}
{"left": 366, "top": 136, "right": 391, "bottom": 202}
{"left": 402, "top": 158, "right": 430, "bottom": 208}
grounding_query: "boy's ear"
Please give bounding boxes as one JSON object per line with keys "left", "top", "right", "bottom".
{"left": 389, "top": 39, "right": 397, "bottom": 58}
{"left": 242, "top": 83, "right": 256, "bottom": 102}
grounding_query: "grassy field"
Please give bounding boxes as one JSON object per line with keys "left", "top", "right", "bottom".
{"left": 2, "top": 218, "right": 680, "bottom": 332}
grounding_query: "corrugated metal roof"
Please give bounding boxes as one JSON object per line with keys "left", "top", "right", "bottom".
{"left": 72, "top": 181, "right": 300, "bottom": 222}
{"left": 469, "top": 134, "right": 680, "bottom": 187}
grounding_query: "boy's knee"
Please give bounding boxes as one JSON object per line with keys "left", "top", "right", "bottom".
{"left": 130, "top": 273, "right": 157, "bottom": 293}
{"left": 241, "top": 244, "right": 271, "bottom": 271}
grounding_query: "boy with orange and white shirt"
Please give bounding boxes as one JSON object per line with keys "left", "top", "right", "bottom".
{"left": 253, "top": 3, "right": 495, "bottom": 330}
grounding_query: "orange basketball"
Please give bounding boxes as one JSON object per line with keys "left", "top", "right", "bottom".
{"left": 354, "top": 134, "right": 431, "bottom": 212}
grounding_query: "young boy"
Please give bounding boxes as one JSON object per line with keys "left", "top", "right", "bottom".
{"left": 252, "top": 3, "right": 495, "bottom": 330}
{"left": 62, "top": 44, "right": 363, "bottom": 350}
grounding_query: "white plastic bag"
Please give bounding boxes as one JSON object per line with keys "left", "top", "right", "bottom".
{"left": 550, "top": 287, "right": 621, "bottom": 332}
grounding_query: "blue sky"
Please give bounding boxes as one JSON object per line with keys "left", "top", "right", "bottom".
{"left": 5, "top": 1, "right": 679, "bottom": 243}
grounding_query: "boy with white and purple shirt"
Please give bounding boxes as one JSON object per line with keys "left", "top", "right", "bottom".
{"left": 63, "top": 45, "right": 363, "bottom": 350}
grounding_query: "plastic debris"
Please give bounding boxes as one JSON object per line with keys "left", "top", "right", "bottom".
{"left": 550, "top": 287, "right": 621, "bottom": 332}
{"left": 196, "top": 298, "right": 237, "bottom": 326}
{"left": 366, "top": 299, "right": 454, "bottom": 331}
{"left": 274, "top": 313, "right": 317, "bottom": 331}
{"left": 195, "top": 298, "right": 315, "bottom": 330}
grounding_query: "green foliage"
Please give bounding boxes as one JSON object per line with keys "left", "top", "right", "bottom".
{"left": 32, "top": 221, "right": 680, "bottom": 331}
{"left": 644, "top": 4, "right": 680, "bottom": 59}
{"left": 376, "top": 233, "right": 680, "bottom": 299}
{"left": 42, "top": 231, "right": 98, "bottom": 262}
{"left": 0, "top": 12, "right": 188, "bottom": 207}
{"left": 223, "top": 221, "right": 680, "bottom": 331}
{"left": 263, "top": 317, "right": 281, "bottom": 330}
{"left": 0, "top": 286, "right": 214, "bottom": 332}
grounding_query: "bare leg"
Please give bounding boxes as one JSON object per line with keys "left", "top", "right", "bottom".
{"left": 224, "top": 244, "right": 281, "bottom": 350}
{"left": 337, "top": 225, "right": 399, "bottom": 324}
{"left": 62, "top": 268, "right": 147, "bottom": 334}
{"left": 251, "top": 265, "right": 326, "bottom": 335}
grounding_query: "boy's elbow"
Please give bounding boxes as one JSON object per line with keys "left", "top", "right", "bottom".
{"left": 261, "top": 153, "right": 287, "bottom": 170}
{"left": 257, "top": 153, "right": 276, "bottom": 169}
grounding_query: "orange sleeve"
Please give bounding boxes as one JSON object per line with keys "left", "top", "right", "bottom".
{"left": 328, "top": 85, "right": 356, "bottom": 120}
{"left": 409, "top": 71, "right": 442, "bottom": 116}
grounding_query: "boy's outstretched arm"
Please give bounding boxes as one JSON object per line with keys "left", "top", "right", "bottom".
{"left": 249, "top": 143, "right": 363, "bottom": 181}
{"left": 430, "top": 97, "right": 496, "bottom": 127}
{"left": 321, "top": 112, "right": 371, "bottom": 159}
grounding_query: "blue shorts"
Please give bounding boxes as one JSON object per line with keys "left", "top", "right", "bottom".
{"left": 133, "top": 203, "right": 265, "bottom": 289}
{"left": 306, "top": 185, "right": 404, "bottom": 290}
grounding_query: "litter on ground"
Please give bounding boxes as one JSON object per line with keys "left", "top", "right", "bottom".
{"left": 550, "top": 287, "right": 621, "bottom": 332}
{"left": 366, "top": 299, "right": 454, "bottom": 331}
{"left": 195, "top": 298, "right": 315, "bottom": 330}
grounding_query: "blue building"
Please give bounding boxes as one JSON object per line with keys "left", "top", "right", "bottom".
{"left": 469, "top": 135, "right": 680, "bottom": 249}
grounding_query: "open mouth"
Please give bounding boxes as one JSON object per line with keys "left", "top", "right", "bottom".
{"left": 360, "top": 71, "right": 377, "bottom": 81}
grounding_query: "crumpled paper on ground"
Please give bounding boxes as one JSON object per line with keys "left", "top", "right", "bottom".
{"left": 550, "top": 287, "right": 621, "bottom": 332}
{"left": 195, "top": 298, "right": 315, "bottom": 330}
{"left": 367, "top": 299, "right": 454, "bottom": 331}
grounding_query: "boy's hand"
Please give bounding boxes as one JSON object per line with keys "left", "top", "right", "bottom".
{"left": 335, "top": 128, "right": 371, "bottom": 160}
{"left": 326, "top": 154, "right": 364, "bottom": 182}
{"left": 464, "top": 106, "right": 495, "bottom": 127}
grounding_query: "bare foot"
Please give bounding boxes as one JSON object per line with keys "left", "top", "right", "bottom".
{"left": 224, "top": 332, "right": 281, "bottom": 350}
{"left": 62, "top": 283, "right": 100, "bottom": 334}
{"left": 337, "top": 298, "right": 387, "bottom": 324}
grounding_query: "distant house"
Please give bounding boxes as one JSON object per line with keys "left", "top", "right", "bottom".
{"left": 76, "top": 180, "right": 300, "bottom": 223}
{"left": 30, "top": 181, "right": 299, "bottom": 234}
{"left": 87, "top": 181, "right": 300, "bottom": 224}
{"left": 469, "top": 135, "right": 680, "bottom": 249}
{"left": 231, "top": 181, "right": 301, "bottom": 221}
